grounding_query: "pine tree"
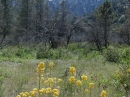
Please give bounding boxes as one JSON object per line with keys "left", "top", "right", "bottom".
{"left": 97, "top": 0, "right": 113, "bottom": 48}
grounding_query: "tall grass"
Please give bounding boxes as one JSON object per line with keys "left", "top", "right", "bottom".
{"left": 0, "top": 43, "right": 130, "bottom": 96}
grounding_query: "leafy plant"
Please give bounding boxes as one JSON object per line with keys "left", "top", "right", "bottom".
{"left": 104, "top": 48, "right": 120, "bottom": 62}
{"left": 114, "top": 63, "right": 130, "bottom": 97}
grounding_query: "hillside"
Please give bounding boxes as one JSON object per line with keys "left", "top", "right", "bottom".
{"left": 48, "top": 0, "right": 106, "bottom": 16}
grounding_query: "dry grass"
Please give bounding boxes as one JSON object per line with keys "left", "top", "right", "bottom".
{"left": 0, "top": 58, "right": 118, "bottom": 97}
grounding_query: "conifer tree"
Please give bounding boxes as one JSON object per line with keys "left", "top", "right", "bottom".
{"left": 97, "top": 0, "right": 113, "bottom": 48}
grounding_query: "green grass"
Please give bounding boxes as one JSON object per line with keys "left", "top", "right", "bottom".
{"left": 0, "top": 43, "right": 130, "bottom": 97}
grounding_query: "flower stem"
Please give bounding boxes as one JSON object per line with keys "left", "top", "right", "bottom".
{"left": 50, "top": 69, "right": 51, "bottom": 77}
{"left": 90, "top": 88, "right": 92, "bottom": 97}
{"left": 38, "top": 73, "right": 41, "bottom": 97}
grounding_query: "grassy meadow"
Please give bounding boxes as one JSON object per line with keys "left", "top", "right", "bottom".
{"left": 0, "top": 43, "right": 130, "bottom": 97}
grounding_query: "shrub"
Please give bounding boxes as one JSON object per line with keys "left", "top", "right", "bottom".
{"left": 15, "top": 46, "right": 35, "bottom": 59}
{"left": 104, "top": 48, "right": 120, "bottom": 62}
{"left": 120, "top": 48, "right": 130, "bottom": 63}
{"left": 114, "top": 63, "right": 130, "bottom": 97}
{"left": 36, "top": 48, "right": 62, "bottom": 59}
{"left": 36, "top": 49, "right": 49, "bottom": 59}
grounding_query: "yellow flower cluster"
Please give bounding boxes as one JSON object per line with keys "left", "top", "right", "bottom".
{"left": 18, "top": 87, "right": 59, "bottom": 97}
{"left": 46, "top": 87, "right": 52, "bottom": 94}
{"left": 36, "top": 62, "right": 45, "bottom": 74}
{"left": 16, "top": 63, "right": 104, "bottom": 97}
{"left": 57, "top": 78, "right": 62, "bottom": 83}
{"left": 16, "top": 62, "right": 62, "bottom": 97}
{"left": 44, "top": 78, "right": 53, "bottom": 87}
{"left": 85, "top": 89, "right": 89, "bottom": 93}
{"left": 126, "top": 68, "right": 130, "bottom": 73}
{"left": 17, "top": 87, "right": 60, "bottom": 97}
{"left": 39, "top": 87, "right": 60, "bottom": 97}
{"left": 89, "top": 83, "right": 94, "bottom": 88}
{"left": 39, "top": 88, "right": 46, "bottom": 95}
{"left": 43, "top": 78, "right": 62, "bottom": 87}
{"left": 33, "top": 88, "right": 38, "bottom": 92}
{"left": 69, "top": 76, "right": 75, "bottom": 84}
{"left": 49, "top": 62, "right": 54, "bottom": 70}
{"left": 48, "top": 78, "right": 54, "bottom": 83}
{"left": 29, "top": 90, "right": 37, "bottom": 97}
{"left": 17, "top": 88, "right": 38, "bottom": 97}
{"left": 76, "top": 80, "right": 82, "bottom": 86}
{"left": 52, "top": 89, "right": 60, "bottom": 97}
{"left": 16, "top": 95, "right": 21, "bottom": 97}
{"left": 100, "top": 90, "right": 107, "bottom": 97}
{"left": 17, "top": 92, "right": 29, "bottom": 97}
{"left": 69, "top": 66, "right": 76, "bottom": 75}
{"left": 81, "top": 75, "right": 87, "bottom": 81}
{"left": 40, "top": 77, "right": 44, "bottom": 84}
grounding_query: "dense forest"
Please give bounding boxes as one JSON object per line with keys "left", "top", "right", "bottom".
{"left": 0, "top": 0, "right": 130, "bottom": 50}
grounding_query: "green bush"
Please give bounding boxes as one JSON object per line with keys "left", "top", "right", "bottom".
{"left": 36, "top": 48, "right": 49, "bottom": 59}
{"left": 15, "top": 46, "right": 35, "bottom": 59}
{"left": 113, "top": 63, "right": 130, "bottom": 96}
{"left": 120, "top": 48, "right": 130, "bottom": 63}
{"left": 1, "top": 48, "right": 15, "bottom": 58}
{"left": 105, "top": 48, "right": 120, "bottom": 62}
{"left": 15, "top": 49, "right": 26, "bottom": 58}
{"left": 36, "top": 48, "right": 62, "bottom": 59}
{"left": 0, "top": 45, "right": 36, "bottom": 61}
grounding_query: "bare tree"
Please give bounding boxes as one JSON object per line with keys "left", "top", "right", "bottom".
{"left": 0, "top": 0, "right": 12, "bottom": 46}
{"left": 119, "top": 6, "right": 130, "bottom": 45}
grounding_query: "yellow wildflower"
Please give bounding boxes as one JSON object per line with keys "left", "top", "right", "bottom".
{"left": 44, "top": 80, "right": 49, "bottom": 86}
{"left": 89, "top": 83, "right": 94, "bottom": 88}
{"left": 53, "top": 91, "right": 59, "bottom": 97}
{"left": 57, "top": 78, "right": 62, "bottom": 83}
{"left": 52, "top": 89, "right": 59, "bottom": 93}
{"left": 36, "top": 62, "right": 45, "bottom": 74}
{"left": 53, "top": 78, "right": 57, "bottom": 83}
{"left": 48, "top": 78, "right": 54, "bottom": 83}
{"left": 20, "top": 92, "right": 24, "bottom": 96}
{"left": 85, "top": 89, "right": 89, "bottom": 93}
{"left": 69, "top": 66, "right": 76, "bottom": 75}
{"left": 49, "top": 62, "right": 54, "bottom": 70}
{"left": 46, "top": 87, "right": 52, "bottom": 94}
{"left": 25, "top": 92, "right": 29, "bottom": 96}
{"left": 100, "top": 90, "right": 107, "bottom": 97}
{"left": 38, "top": 62, "right": 45, "bottom": 69}
{"left": 22, "top": 93, "right": 28, "bottom": 97}
{"left": 52, "top": 89, "right": 60, "bottom": 97}
{"left": 39, "top": 89, "right": 45, "bottom": 95}
{"left": 56, "top": 86, "right": 60, "bottom": 89}
{"left": 40, "top": 77, "right": 44, "bottom": 84}
{"left": 41, "top": 88, "right": 46, "bottom": 93}
{"left": 16, "top": 95, "right": 21, "bottom": 97}
{"left": 69, "top": 76, "right": 75, "bottom": 84}
{"left": 126, "top": 68, "right": 130, "bottom": 73}
{"left": 33, "top": 88, "right": 38, "bottom": 92}
{"left": 76, "top": 80, "right": 82, "bottom": 86}
{"left": 81, "top": 75, "right": 87, "bottom": 81}
{"left": 29, "top": 91, "right": 36, "bottom": 96}
{"left": 39, "top": 89, "right": 43, "bottom": 93}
